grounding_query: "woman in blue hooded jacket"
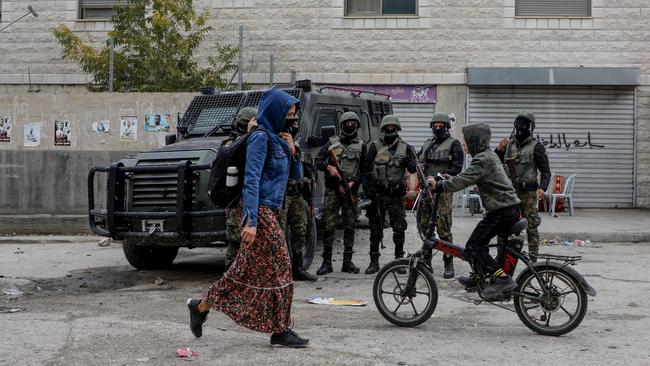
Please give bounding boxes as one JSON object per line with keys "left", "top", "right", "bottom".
{"left": 187, "top": 89, "right": 308, "bottom": 347}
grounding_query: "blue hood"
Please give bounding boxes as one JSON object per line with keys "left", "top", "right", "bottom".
{"left": 256, "top": 89, "right": 300, "bottom": 134}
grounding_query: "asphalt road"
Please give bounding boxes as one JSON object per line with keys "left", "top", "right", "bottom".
{"left": 1, "top": 228, "right": 649, "bottom": 366}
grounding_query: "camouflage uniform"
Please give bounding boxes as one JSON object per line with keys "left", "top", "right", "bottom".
{"left": 496, "top": 111, "right": 551, "bottom": 256}
{"left": 315, "top": 111, "right": 366, "bottom": 275}
{"left": 223, "top": 107, "right": 257, "bottom": 269}
{"left": 278, "top": 147, "right": 317, "bottom": 281}
{"left": 417, "top": 112, "right": 464, "bottom": 277}
{"left": 363, "top": 115, "right": 417, "bottom": 274}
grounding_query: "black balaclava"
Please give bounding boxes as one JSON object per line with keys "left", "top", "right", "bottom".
{"left": 515, "top": 117, "right": 532, "bottom": 143}
{"left": 434, "top": 126, "right": 448, "bottom": 141}
{"left": 341, "top": 120, "right": 358, "bottom": 139}
{"left": 383, "top": 126, "right": 398, "bottom": 145}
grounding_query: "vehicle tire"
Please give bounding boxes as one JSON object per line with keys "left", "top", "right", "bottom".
{"left": 373, "top": 258, "right": 438, "bottom": 327}
{"left": 514, "top": 263, "right": 588, "bottom": 336}
{"left": 122, "top": 239, "right": 179, "bottom": 270}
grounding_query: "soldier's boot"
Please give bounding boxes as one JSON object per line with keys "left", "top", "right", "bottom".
{"left": 292, "top": 255, "right": 317, "bottom": 282}
{"left": 443, "top": 253, "right": 454, "bottom": 279}
{"left": 316, "top": 246, "right": 333, "bottom": 276}
{"left": 341, "top": 230, "right": 360, "bottom": 273}
{"left": 341, "top": 247, "right": 360, "bottom": 274}
{"left": 365, "top": 252, "right": 381, "bottom": 275}
{"left": 394, "top": 235, "right": 406, "bottom": 274}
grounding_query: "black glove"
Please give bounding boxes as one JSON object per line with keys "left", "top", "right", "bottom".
{"left": 399, "top": 155, "right": 412, "bottom": 167}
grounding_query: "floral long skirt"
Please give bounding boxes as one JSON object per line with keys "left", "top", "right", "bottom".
{"left": 203, "top": 206, "right": 293, "bottom": 334}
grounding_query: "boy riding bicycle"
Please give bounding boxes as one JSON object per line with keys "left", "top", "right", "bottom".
{"left": 426, "top": 123, "right": 521, "bottom": 300}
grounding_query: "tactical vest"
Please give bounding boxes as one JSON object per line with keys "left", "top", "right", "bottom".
{"left": 505, "top": 136, "right": 538, "bottom": 186}
{"left": 371, "top": 139, "right": 408, "bottom": 187}
{"left": 419, "top": 137, "right": 456, "bottom": 176}
{"left": 329, "top": 136, "right": 363, "bottom": 179}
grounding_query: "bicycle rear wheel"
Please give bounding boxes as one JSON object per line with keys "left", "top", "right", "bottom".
{"left": 373, "top": 259, "right": 438, "bottom": 327}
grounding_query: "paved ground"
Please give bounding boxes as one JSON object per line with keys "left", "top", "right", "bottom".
{"left": 1, "top": 216, "right": 649, "bottom": 365}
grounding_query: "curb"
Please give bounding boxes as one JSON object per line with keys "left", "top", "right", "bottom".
{"left": 540, "top": 232, "right": 650, "bottom": 243}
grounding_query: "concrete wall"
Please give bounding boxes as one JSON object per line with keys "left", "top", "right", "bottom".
{"left": 1, "top": 1, "right": 649, "bottom": 87}
{"left": 0, "top": 93, "right": 194, "bottom": 214}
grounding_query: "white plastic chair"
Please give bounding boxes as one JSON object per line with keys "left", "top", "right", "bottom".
{"left": 455, "top": 154, "right": 485, "bottom": 217}
{"left": 550, "top": 173, "right": 577, "bottom": 216}
{"left": 542, "top": 173, "right": 555, "bottom": 213}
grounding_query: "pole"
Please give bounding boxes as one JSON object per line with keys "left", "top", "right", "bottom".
{"left": 0, "top": 13, "right": 31, "bottom": 32}
{"left": 109, "top": 38, "right": 114, "bottom": 93}
{"left": 291, "top": 70, "right": 296, "bottom": 83}
{"left": 238, "top": 25, "right": 244, "bottom": 90}
{"left": 269, "top": 54, "right": 274, "bottom": 88}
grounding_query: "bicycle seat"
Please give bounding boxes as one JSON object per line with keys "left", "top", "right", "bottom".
{"left": 509, "top": 218, "right": 527, "bottom": 236}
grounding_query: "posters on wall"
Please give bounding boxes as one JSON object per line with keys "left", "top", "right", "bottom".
{"left": 92, "top": 120, "right": 110, "bottom": 133}
{"left": 120, "top": 116, "right": 138, "bottom": 142}
{"left": 24, "top": 122, "right": 41, "bottom": 147}
{"left": 144, "top": 113, "right": 171, "bottom": 132}
{"left": 0, "top": 117, "right": 11, "bottom": 142}
{"left": 54, "top": 120, "right": 72, "bottom": 146}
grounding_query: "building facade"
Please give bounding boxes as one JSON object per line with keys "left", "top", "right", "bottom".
{"left": 0, "top": 0, "right": 648, "bottom": 208}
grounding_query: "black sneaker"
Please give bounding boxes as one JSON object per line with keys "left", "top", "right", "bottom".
{"left": 457, "top": 274, "right": 477, "bottom": 288}
{"left": 187, "top": 298, "right": 208, "bottom": 338}
{"left": 270, "top": 329, "right": 310, "bottom": 348}
{"left": 482, "top": 276, "right": 517, "bottom": 301}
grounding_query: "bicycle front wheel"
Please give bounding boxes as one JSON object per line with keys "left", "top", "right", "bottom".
{"left": 373, "top": 258, "right": 438, "bottom": 327}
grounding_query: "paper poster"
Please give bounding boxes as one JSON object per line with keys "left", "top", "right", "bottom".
{"left": 54, "top": 120, "right": 72, "bottom": 146}
{"left": 144, "top": 113, "right": 171, "bottom": 132}
{"left": 23, "top": 122, "right": 41, "bottom": 147}
{"left": 0, "top": 117, "right": 11, "bottom": 142}
{"left": 92, "top": 120, "right": 110, "bottom": 133}
{"left": 120, "top": 116, "right": 137, "bottom": 142}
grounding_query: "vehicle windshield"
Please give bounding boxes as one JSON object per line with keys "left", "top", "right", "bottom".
{"left": 191, "top": 106, "right": 238, "bottom": 135}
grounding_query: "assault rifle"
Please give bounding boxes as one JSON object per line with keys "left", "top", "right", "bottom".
{"left": 327, "top": 148, "right": 358, "bottom": 206}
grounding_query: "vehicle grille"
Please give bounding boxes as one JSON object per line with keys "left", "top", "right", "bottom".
{"left": 131, "top": 157, "right": 200, "bottom": 208}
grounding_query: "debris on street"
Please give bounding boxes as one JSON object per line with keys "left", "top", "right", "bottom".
{"left": 0, "top": 307, "right": 24, "bottom": 313}
{"left": 2, "top": 287, "right": 23, "bottom": 298}
{"left": 176, "top": 347, "right": 199, "bottom": 358}
{"left": 154, "top": 277, "right": 166, "bottom": 286}
{"left": 97, "top": 238, "right": 111, "bottom": 247}
{"left": 307, "top": 297, "right": 367, "bottom": 306}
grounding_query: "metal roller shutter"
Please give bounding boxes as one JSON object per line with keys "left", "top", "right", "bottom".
{"left": 392, "top": 103, "right": 435, "bottom": 150}
{"left": 468, "top": 87, "right": 635, "bottom": 208}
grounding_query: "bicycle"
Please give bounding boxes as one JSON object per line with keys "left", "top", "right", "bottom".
{"left": 372, "top": 157, "right": 597, "bottom": 336}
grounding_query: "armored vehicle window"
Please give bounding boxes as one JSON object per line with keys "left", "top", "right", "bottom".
{"left": 315, "top": 107, "right": 338, "bottom": 133}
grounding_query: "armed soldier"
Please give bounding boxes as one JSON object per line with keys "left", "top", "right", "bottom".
{"left": 363, "top": 115, "right": 417, "bottom": 275}
{"left": 279, "top": 118, "right": 318, "bottom": 282}
{"left": 495, "top": 111, "right": 551, "bottom": 259}
{"left": 417, "top": 112, "right": 464, "bottom": 278}
{"left": 315, "top": 112, "right": 366, "bottom": 275}
{"left": 224, "top": 107, "right": 258, "bottom": 269}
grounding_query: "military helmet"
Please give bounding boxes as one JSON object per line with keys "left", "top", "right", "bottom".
{"left": 380, "top": 115, "right": 401, "bottom": 131}
{"left": 234, "top": 107, "right": 258, "bottom": 133}
{"left": 430, "top": 112, "right": 451, "bottom": 128}
{"left": 515, "top": 111, "right": 536, "bottom": 131}
{"left": 340, "top": 111, "right": 360, "bottom": 124}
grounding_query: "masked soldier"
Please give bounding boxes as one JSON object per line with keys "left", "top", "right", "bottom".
{"left": 417, "top": 112, "right": 464, "bottom": 278}
{"left": 279, "top": 118, "right": 318, "bottom": 282}
{"left": 363, "top": 115, "right": 417, "bottom": 274}
{"left": 315, "top": 112, "right": 366, "bottom": 275}
{"left": 495, "top": 111, "right": 551, "bottom": 259}
{"left": 224, "top": 107, "right": 258, "bottom": 269}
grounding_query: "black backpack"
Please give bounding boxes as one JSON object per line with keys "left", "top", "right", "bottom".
{"left": 208, "top": 128, "right": 273, "bottom": 207}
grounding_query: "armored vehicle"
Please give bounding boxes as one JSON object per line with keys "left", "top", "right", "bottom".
{"left": 88, "top": 81, "right": 393, "bottom": 270}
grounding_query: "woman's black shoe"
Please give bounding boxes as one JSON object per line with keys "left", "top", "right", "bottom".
{"left": 187, "top": 298, "right": 209, "bottom": 338}
{"left": 270, "top": 329, "right": 310, "bottom": 348}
